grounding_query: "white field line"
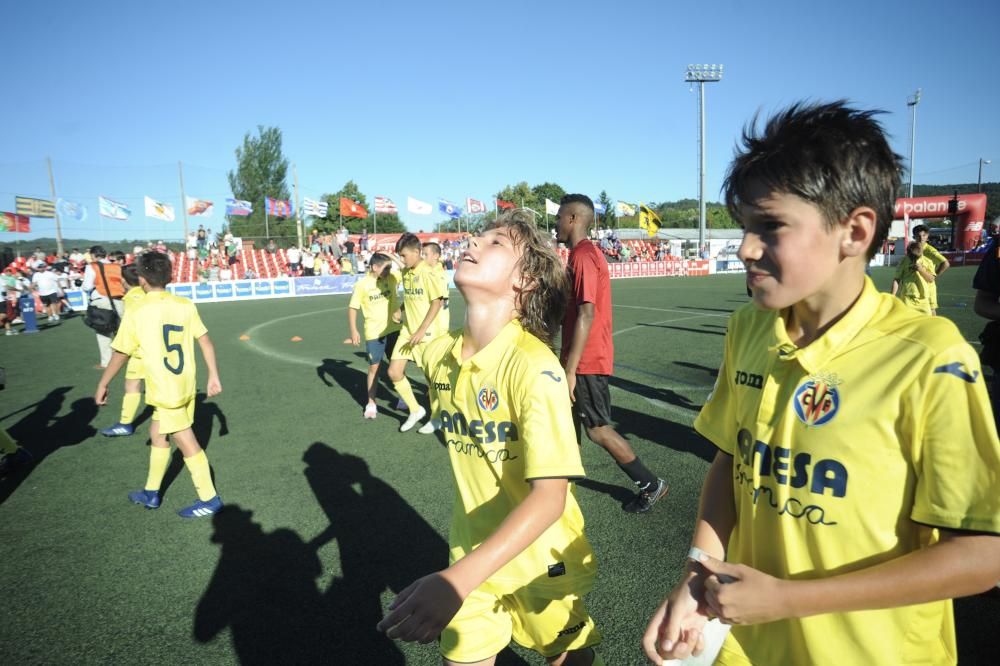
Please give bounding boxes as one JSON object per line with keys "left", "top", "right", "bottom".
{"left": 242, "top": 307, "right": 347, "bottom": 367}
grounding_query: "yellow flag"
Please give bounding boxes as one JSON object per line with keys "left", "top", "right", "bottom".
{"left": 638, "top": 203, "right": 661, "bottom": 238}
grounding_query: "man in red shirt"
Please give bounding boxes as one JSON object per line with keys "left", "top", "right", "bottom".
{"left": 557, "top": 194, "right": 669, "bottom": 513}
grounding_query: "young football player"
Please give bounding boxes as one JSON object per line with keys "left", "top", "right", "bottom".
{"left": 344, "top": 253, "right": 402, "bottom": 419}
{"left": 422, "top": 241, "right": 450, "bottom": 337}
{"left": 891, "top": 241, "right": 936, "bottom": 315}
{"left": 913, "top": 224, "right": 950, "bottom": 315}
{"left": 386, "top": 233, "right": 445, "bottom": 433}
{"left": 643, "top": 102, "right": 1000, "bottom": 666}
{"left": 94, "top": 251, "right": 224, "bottom": 519}
{"left": 378, "top": 209, "right": 604, "bottom": 665}
{"left": 100, "top": 263, "right": 147, "bottom": 437}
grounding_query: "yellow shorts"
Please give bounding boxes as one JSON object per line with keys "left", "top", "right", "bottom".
{"left": 389, "top": 330, "right": 431, "bottom": 365}
{"left": 125, "top": 356, "right": 145, "bottom": 381}
{"left": 440, "top": 585, "right": 601, "bottom": 663}
{"left": 152, "top": 400, "right": 195, "bottom": 435}
{"left": 928, "top": 281, "right": 938, "bottom": 309}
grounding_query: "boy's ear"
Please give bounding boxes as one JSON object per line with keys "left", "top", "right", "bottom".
{"left": 840, "top": 206, "right": 877, "bottom": 259}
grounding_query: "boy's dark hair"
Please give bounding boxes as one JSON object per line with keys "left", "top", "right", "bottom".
{"left": 90, "top": 245, "right": 107, "bottom": 259}
{"left": 121, "top": 263, "right": 139, "bottom": 287}
{"left": 137, "top": 251, "right": 173, "bottom": 288}
{"left": 395, "top": 233, "right": 421, "bottom": 254}
{"left": 559, "top": 193, "right": 595, "bottom": 213}
{"left": 912, "top": 224, "right": 929, "bottom": 237}
{"left": 368, "top": 252, "right": 391, "bottom": 272}
{"left": 488, "top": 210, "right": 568, "bottom": 345}
{"left": 723, "top": 101, "right": 903, "bottom": 260}
{"left": 906, "top": 240, "right": 922, "bottom": 255}
{"left": 422, "top": 242, "right": 441, "bottom": 256}
{"left": 110, "top": 251, "right": 126, "bottom": 263}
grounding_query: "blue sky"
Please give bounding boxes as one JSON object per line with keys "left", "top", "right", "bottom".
{"left": 2, "top": 0, "right": 998, "bottom": 242}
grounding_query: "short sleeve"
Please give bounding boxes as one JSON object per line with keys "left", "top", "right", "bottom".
{"left": 518, "top": 363, "right": 585, "bottom": 480}
{"left": 189, "top": 304, "right": 208, "bottom": 339}
{"left": 972, "top": 240, "right": 1000, "bottom": 295}
{"left": 111, "top": 310, "right": 139, "bottom": 356}
{"left": 910, "top": 344, "right": 1000, "bottom": 533}
{"left": 425, "top": 267, "right": 446, "bottom": 301}
{"left": 923, "top": 245, "right": 946, "bottom": 268}
{"left": 693, "top": 321, "right": 738, "bottom": 455}
{"left": 348, "top": 281, "right": 364, "bottom": 310}
{"left": 571, "top": 252, "right": 599, "bottom": 305}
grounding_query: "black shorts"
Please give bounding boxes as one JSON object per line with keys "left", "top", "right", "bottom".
{"left": 573, "top": 374, "right": 612, "bottom": 428}
{"left": 41, "top": 293, "right": 61, "bottom": 306}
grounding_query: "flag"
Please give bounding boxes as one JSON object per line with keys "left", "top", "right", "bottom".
{"left": 466, "top": 198, "right": 486, "bottom": 215}
{"left": 639, "top": 203, "right": 662, "bottom": 238}
{"left": 99, "top": 196, "right": 131, "bottom": 220}
{"left": 226, "top": 198, "right": 253, "bottom": 216}
{"left": 2, "top": 212, "right": 30, "bottom": 232}
{"left": 302, "top": 197, "right": 329, "bottom": 217}
{"left": 438, "top": 199, "right": 461, "bottom": 218}
{"left": 340, "top": 197, "right": 368, "bottom": 219}
{"left": 144, "top": 196, "right": 176, "bottom": 221}
{"left": 496, "top": 199, "right": 516, "bottom": 210}
{"left": 374, "top": 196, "right": 397, "bottom": 214}
{"left": 593, "top": 200, "right": 607, "bottom": 215}
{"left": 265, "top": 197, "right": 293, "bottom": 217}
{"left": 15, "top": 196, "right": 55, "bottom": 218}
{"left": 616, "top": 201, "right": 637, "bottom": 217}
{"left": 407, "top": 196, "right": 432, "bottom": 215}
{"left": 544, "top": 198, "right": 560, "bottom": 215}
{"left": 57, "top": 198, "right": 88, "bottom": 222}
{"left": 185, "top": 196, "right": 214, "bottom": 217}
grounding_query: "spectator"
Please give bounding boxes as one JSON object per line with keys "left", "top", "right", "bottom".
{"left": 286, "top": 245, "right": 301, "bottom": 274}
{"left": 336, "top": 225, "right": 348, "bottom": 247}
{"left": 81, "top": 246, "right": 125, "bottom": 368}
{"left": 31, "top": 262, "right": 62, "bottom": 321}
{"left": 318, "top": 255, "right": 332, "bottom": 276}
{"left": 69, "top": 248, "right": 84, "bottom": 264}
{"left": 621, "top": 245, "right": 632, "bottom": 262}
{"left": 187, "top": 230, "right": 198, "bottom": 252}
{"left": 360, "top": 228, "right": 369, "bottom": 252}
{"left": 196, "top": 225, "right": 207, "bottom": 249}
{"left": 219, "top": 266, "right": 232, "bottom": 281}
{"left": 301, "top": 249, "right": 316, "bottom": 276}
{"left": 343, "top": 237, "right": 358, "bottom": 274}
{"left": 33, "top": 247, "right": 46, "bottom": 261}
{"left": 244, "top": 267, "right": 257, "bottom": 280}
{"left": 267, "top": 239, "right": 278, "bottom": 254}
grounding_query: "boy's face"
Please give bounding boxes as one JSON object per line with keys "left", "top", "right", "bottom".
{"left": 400, "top": 246, "right": 421, "bottom": 268}
{"left": 737, "top": 186, "right": 850, "bottom": 311}
{"left": 454, "top": 227, "right": 522, "bottom": 299}
{"left": 421, "top": 247, "right": 440, "bottom": 266}
{"left": 916, "top": 230, "right": 929, "bottom": 243}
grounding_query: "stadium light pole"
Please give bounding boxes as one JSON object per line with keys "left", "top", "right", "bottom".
{"left": 906, "top": 89, "right": 921, "bottom": 198}
{"left": 979, "top": 158, "right": 992, "bottom": 193}
{"left": 685, "top": 64, "right": 723, "bottom": 255}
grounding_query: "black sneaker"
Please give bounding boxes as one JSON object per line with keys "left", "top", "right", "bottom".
{"left": 624, "top": 478, "right": 669, "bottom": 513}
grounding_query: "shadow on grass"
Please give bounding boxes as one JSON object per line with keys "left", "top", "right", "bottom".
{"left": 1, "top": 386, "right": 98, "bottom": 506}
{"left": 612, "top": 404, "right": 715, "bottom": 463}
{"left": 316, "top": 358, "right": 426, "bottom": 421}
{"left": 575, "top": 478, "right": 636, "bottom": 508}
{"left": 159, "top": 393, "right": 228, "bottom": 503}
{"left": 673, "top": 361, "right": 720, "bottom": 378}
{"left": 639, "top": 323, "right": 726, "bottom": 337}
{"left": 674, "top": 305, "right": 735, "bottom": 314}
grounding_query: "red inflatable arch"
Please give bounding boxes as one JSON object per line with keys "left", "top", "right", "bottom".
{"left": 893, "top": 193, "right": 988, "bottom": 251}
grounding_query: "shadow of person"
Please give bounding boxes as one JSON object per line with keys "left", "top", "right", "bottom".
{"left": 159, "top": 392, "right": 227, "bottom": 502}
{"left": 1, "top": 387, "right": 97, "bottom": 505}
{"left": 304, "top": 442, "right": 449, "bottom": 663}
{"left": 611, "top": 404, "right": 715, "bottom": 463}
{"left": 316, "top": 358, "right": 421, "bottom": 420}
{"left": 194, "top": 504, "right": 334, "bottom": 664}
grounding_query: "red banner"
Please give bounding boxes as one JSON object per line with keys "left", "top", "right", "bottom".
{"left": 340, "top": 198, "right": 369, "bottom": 219}
{"left": 606, "top": 260, "right": 709, "bottom": 279}
{"left": 2, "top": 212, "right": 30, "bottom": 232}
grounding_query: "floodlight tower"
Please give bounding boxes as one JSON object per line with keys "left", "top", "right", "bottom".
{"left": 685, "top": 64, "right": 723, "bottom": 254}
{"left": 979, "top": 158, "right": 992, "bottom": 193}
{"left": 907, "top": 89, "right": 921, "bottom": 198}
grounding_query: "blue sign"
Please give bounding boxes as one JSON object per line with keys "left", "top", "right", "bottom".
{"left": 293, "top": 275, "right": 359, "bottom": 296}
{"left": 235, "top": 281, "right": 252, "bottom": 297}
{"left": 173, "top": 285, "right": 194, "bottom": 299}
{"left": 254, "top": 280, "right": 272, "bottom": 296}
{"left": 215, "top": 283, "right": 234, "bottom": 299}
{"left": 195, "top": 284, "right": 214, "bottom": 300}
{"left": 65, "top": 289, "right": 87, "bottom": 310}
{"left": 274, "top": 280, "right": 291, "bottom": 295}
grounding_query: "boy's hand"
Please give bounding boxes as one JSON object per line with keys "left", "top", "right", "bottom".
{"left": 376, "top": 571, "right": 464, "bottom": 643}
{"left": 643, "top": 571, "right": 710, "bottom": 663}
{"left": 206, "top": 376, "right": 222, "bottom": 397}
{"left": 94, "top": 385, "right": 109, "bottom": 406}
{"left": 344, "top": 331, "right": 361, "bottom": 346}
{"left": 565, "top": 370, "right": 577, "bottom": 403}
{"left": 699, "top": 555, "right": 788, "bottom": 625}
{"left": 392, "top": 309, "right": 402, "bottom": 324}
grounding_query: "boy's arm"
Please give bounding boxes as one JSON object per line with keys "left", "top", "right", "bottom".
{"left": 94, "top": 351, "right": 130, "bottom": 405}
{"left": 563, "top": 302, "right": 594, "bottom": 399}
{"left": 407, "top": 298, "right": 443, "bottom": 344}
{"left": 891, "top": 278, "right": 900, "bottom": 296}
{"left": 346, "top": 308, "right": 361, "bottom": 346}
{"left": 915, "top": 263, "right": 936, "bottom": 282}
{"left": 377, "top": 477, "right": 568, "bottom": 643}
{"left": 196, "top": 334, "right": 222, "bottom": 397}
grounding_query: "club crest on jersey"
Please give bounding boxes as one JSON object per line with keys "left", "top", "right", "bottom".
{"left": 793, "top": 372, "right": 841, "bottom": 427}
{"left": 477, "top": 385, "right": 500, "bottom": 412}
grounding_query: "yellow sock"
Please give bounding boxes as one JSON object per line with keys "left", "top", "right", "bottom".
{"left": 145, "top": 446, "right": 172, "bottom": 491}
{"left": 392, "top": 376, "right": 420, "bottom": 413}
{"left": 0, "top": 428, "right": 18, "bottom": 455}
{"left": 184, "top": 450, "right": 217, "bottom": 501}
{"left": 120, "top": 392, "right": 142, "bottom": 425}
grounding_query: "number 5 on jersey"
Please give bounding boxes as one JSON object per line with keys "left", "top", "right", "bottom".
{"left": 163, "top": 324, "right": 185, "bottom": 375}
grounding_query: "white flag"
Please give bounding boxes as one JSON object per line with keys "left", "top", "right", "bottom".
{"left": 545, "top": 198, "right": 560, "bottom": 215}
{"left": 466, "top": 198, "right": 486, "bottom": 215}
{"left": 374, "top": 196, "right": 398, "bottom": 214}
{"left": 303, "top": 197, "right": 329, "bottom": 217}
{"left": 144, "top": 196, "right": 175, "bottom": 222}
{"left": 407, "top": 196, "right": 432, "bottom": 215}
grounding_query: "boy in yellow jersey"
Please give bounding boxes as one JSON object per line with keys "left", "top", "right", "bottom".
{"left": 422, "top": 241, "right": 451, "bottom": 337}
{"left": 378, "top": 210, "right": 603, "bottom": 666}
{"left": 386, "top": 233, "right": 445, "bottom": 433}
{"left": 100, "top": 264, "right": 147, "bottom": 437}
{"left": 913, "top": 224, "right": 950, "bottom": 315}
{"left": 344, "top": 253, "right": 401, "bottom": 419}
{"left": 643, "top": 102, "right": 1000, "bottom": 666}
{"left": 94, "top": 251, "right": 224, "bottom": 519}
{"left": 891, "top": 241, "right": 937, "bottom": 315}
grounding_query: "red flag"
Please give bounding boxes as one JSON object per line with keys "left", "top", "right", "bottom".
{"left": 497, "top": 199, "right": 515, "bottom": 210}
{"left": 2, "top": 212, "right": 30, "bottom": 232}
{"left": 340, "top": 197, "right": 369, "bottom": 219}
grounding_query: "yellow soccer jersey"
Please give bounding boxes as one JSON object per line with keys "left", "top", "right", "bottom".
{"left": 922, "top": 243, "right": 946, "bottom": 308}
{"left": 400, "top": 261, "right": 445, "bottom": 340}
{"left": 695, "top": 277, "right": 1000, "bottom": 666}
{"left": 348, "top": 273, "right": 400, "bottom": 340}
{"left": 122, "top": 286, "right": 147, "bottom": 359}
{"left": 432, "top": 262, "right": 450, "bottom": 336}
{"left": 894, "top": 255, "right": 933, "bottom": 314}
{"left": 418, "top": 319, "right": 597, "bottom": 595}
{"left": 111, "top": 291, "right": 208, "bottom": 409}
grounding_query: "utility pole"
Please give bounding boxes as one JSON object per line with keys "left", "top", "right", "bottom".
{"left": 979, "top": 158, "right": 992, "bottom": 193}
{"left": 178, "top": 161, "right": 189, "bottom": 242}
{"left": 907, "top": 89, "right": 921, "bottom": 198}
{"left": 292, "top": 163, "right": 303, "bottom": 248}
{"left": 685, "top": 64, "right": 723, "bottom": 255}
{"left": 46, "top": 157, "right": 65, "bottom": 255}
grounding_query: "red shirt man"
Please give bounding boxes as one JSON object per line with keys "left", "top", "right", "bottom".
{"left": 561, "top": 239, "right": 613, "bottom": 375}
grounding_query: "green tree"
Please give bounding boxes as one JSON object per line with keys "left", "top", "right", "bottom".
{"left": 597, "top": 190, "right": 617, "bottom": 229}
{"left": 226, "top": 126, "right": 293, "bottom": 244}
{"left": 531, "top": 182, "right": 566, "bottom": 210}
{"left": 495, "top": 182, "right": 539, "bottom": 214}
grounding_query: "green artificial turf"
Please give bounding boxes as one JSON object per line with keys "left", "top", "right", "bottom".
{"left": 0, "top": 267, "right": 995, "bottom": 664}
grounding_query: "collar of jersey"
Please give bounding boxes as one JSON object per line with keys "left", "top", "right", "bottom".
{"left": 447, "top": 319, "right": 523, "bottom": 371}
{"left": 769, "top": 277, "right": 880, "bottom": 373}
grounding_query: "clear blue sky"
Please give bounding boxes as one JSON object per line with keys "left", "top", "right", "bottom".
{"left": 2, "top": 0, "right": 998, "bottom": 242}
